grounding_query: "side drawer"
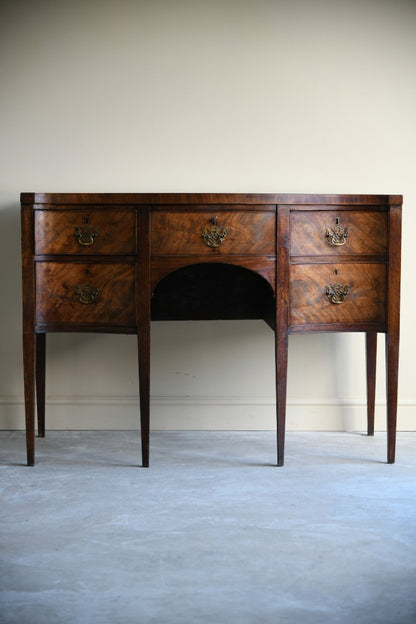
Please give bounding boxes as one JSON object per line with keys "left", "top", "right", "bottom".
{"left": 35, "top": 263, "right": 136, "bottom": 326}
{"left": 290, "top": 211, "right": 388, "bottom": 256}
{"left": 34, "top": 210, "right": 136, "bottom": 255}
{"left": 151, "top": 211, "right": 276, "bottom": 255}
{"left": 290, "top": 263, "right": 387, "bottom": 326}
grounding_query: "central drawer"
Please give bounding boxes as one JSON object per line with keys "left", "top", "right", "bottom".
{"left": 35, "top": 263, "right": 136, "bottom": 326}
{"left": 151, "top": 211, "right": 276, "bottom": 256}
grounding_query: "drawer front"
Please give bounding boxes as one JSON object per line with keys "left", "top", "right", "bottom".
{"left": 290, "top": 211, "right": 388, "bottom": 256}
{"left": 290, "top": 263, "right": 387, "bottom": 326}
{"left": 151, "top": 211, "right": 276, "bottom": 255}
{"left": 36, "top": 263, "right": 135, "bottom": 326}
{"left": 34, "top": 210, "right": 136, "bottom": 255}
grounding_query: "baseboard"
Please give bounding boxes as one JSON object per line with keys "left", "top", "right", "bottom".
{"left": 0, "top": 395, "right": 414, "bottom": 431}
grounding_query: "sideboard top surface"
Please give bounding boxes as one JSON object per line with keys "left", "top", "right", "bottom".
{"left": 21, "top": 193, "right": 403, "bottom": 206}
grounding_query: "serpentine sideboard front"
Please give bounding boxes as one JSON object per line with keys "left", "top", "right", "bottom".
{"left": 21, "top": 193, "right": 402, "bottom": 466}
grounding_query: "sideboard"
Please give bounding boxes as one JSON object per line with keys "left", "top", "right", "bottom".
{"left": 21, "top": 193, "right": 402, "bottom": 466}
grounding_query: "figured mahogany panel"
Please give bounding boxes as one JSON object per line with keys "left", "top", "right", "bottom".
{"left": 290, "top": 211, "right": 388, "bottom": 256}
{"left": 34, "top": 210, "right": 136, "bottom": 255}
{"left": 151, "top": 211, "right": 276, "bottom": 255}
{"left": 290, "top": 263, "right": 387, "bottom": 326}
{"left": 36, "top": 263, "right": 135, "bottom": 326}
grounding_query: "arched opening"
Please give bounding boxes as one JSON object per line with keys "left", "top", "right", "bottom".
{"left": 151, "top": 263, "right": 275, "bottom": 329}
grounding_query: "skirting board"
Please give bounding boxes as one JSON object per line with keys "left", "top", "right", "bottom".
{"left": 0, "top": 395, "right": 414, "bottom": 431}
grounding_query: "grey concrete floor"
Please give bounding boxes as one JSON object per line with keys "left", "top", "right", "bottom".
{"left": 1, "top": 430, "right": 415, "bottom": 624}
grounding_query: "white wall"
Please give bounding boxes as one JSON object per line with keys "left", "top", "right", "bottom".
{"left": 1, "top": 0, "right": 415, "bottom": 431}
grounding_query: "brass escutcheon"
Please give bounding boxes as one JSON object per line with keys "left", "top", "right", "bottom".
{"left": 326, "top": 283, "right": 350, "bottom": 304}
{"left": 74, "top": 224, "right": 99, "bottom": 246}
{"left": 325, "top": 223, "right": 349, "bottom": 247}
{"left": 201, "top": 216, "right": 227, "bottom": 248}
{"left": 75, "top": 283, "right": 99, "bottom": 304}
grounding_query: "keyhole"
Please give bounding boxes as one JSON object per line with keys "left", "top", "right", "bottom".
{"left": 86, "top": 268, "right": 90, "bottom": 277}
{"left": 84, "top": 216, "right": 89, "bottom": 225}
{"left": 335, "top": 217, "right": 339, "bottom": 225}
{"left": 334, "top": 268, "right": 338, "bottom": 275}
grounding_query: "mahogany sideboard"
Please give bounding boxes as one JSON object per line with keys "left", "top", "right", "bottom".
{"left": 21, "top": 193, "right": 402, "bottom": 466}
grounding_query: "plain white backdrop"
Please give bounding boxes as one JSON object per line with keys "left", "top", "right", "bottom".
{"left": 1, "top": 0, "right": 415, "bottom": 431}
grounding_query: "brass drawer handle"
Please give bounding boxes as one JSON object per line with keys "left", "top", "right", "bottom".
{"left": 74, "top": 224, "right": 99, "bottom": 246}
{"left": 326, "top": 222, "right": 349, "bottom": 247}
{"left": 326, "top": 283, "right": 350, "bottom": 304}
{"left": 201, "top": 216, "right": 227, "bottom": 248}
{"left": 75, "top": 283, "right": 99, "bottom": 304}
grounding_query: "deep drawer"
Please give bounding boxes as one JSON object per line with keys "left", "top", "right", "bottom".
{"left": 35, "top": 263, "right": 135, "bottom": 326}
{"left": 290, "top": 211, "right": 388, "bottom": 256}
{"left": 34, "top": 210, "right": 136, "bottom": 255}
{"left": 151, "top": 211, "right": 276, "bottom": 255}
{"left": 290, "top": 263, "right": 387, "bottom": 326}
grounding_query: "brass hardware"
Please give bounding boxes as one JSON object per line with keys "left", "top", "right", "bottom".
{"left": 326, "top": 222, "right": 349, "bottom": 246}
{"left": 74, "top": 224, "right": 99, "bottom": 246}
{"left": 75, "top": 283, "right": 99, "bottom": 304}
{"left": 201, "top": 217, "right": 227, "bottom": 248}
{"left": 326, "top": 283, "right": 350, "bottom": 304}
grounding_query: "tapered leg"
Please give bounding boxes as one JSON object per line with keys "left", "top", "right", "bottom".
{"left": 385, "top": 204, "right": 401, "bottom": 464}
{"left": 36, "top": 333, "right": 46, "bottom": 437}
{"left": 276, "top": 330, "right": 289, "bottom": 467}
{"left": 275, "top": 205, "right": 290, "bottom": 466}
{"left": 366, "top": 332, "right": 377, "bottom": 436}
{"left": 138, "top": 324, "right": 150, "bottom": 467}
{"left": 386, "top": 332, "right": 399, "bottom": 464}
{"left": 23, "top": 330, "right": 36, "bottom": 465}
